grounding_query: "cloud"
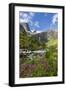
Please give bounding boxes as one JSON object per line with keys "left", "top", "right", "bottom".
{"left": 31, "top": 29, "right": 36, "bottom": 32}
{"left": 34, "top": 21, "right": 40, "bottom": 28}
{"left": 52, "top": 14, "right": 58, "bottom": 24}
{"left": 19, "top": 12, "right": 40, "bottom": 30}
{"left": 19, "top": 12, "right": 35, "bottom": 23}
{"left": 19, "top": 13, "right": 30, "bottom": 23}
{"left": 31, "top": 29, "right": 42, "bottom": 33}
{"left": 29, "top": 12, "right": 35, "bottom": 17}
{"left": 22, "top": 13, "right": 28, "bottom": 18}
{"left": 49, "top": 14, "right": 58, "bottom": 30}
{"left": 20, "top": 19, "right": 29, "bottom": 23}
{"left": 36, "top": 30, "right": 42, "bottom": 33}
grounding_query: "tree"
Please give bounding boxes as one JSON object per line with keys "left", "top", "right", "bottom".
{"left": 19, "top": 30, "right": 29, "bottom": 49}
{"left": 45, "top": 38, "right": 58, "bottom": 76}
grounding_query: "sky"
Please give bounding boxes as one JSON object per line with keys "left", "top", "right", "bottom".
{"left": 19, "top": 11, "right": 58, "bottom": 33}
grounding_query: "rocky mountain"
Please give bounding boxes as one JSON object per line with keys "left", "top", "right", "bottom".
{"left": 20, "top": 23, "right": 57, "bottom": 42}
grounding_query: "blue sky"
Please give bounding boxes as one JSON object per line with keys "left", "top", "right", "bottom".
{"left": 19, "top": 11, "right": 58, "bottom": 33}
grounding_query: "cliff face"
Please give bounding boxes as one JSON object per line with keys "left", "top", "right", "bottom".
{"left": 47, "top": 30, "right": 58, "bottom": 39}
{"left": 20, "top": 23, "right": 57, "bottom": 42}
{"left": 32, "top": 32, "right": 48, "bottom": 42}
{"left": 20, "top": 23, "right": 30, "bottom": 32}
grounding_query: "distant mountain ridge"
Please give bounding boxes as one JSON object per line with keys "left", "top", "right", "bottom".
{"left": 20, "top": 23, "right": 57, "bottom": 42}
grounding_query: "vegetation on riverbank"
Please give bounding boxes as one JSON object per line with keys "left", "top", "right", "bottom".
{"left": 19, "top": 30, "right": 58, "bottom": 77}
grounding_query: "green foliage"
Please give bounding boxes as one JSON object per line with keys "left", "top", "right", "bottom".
{"left": 20, "top": 30, "right": 41, "bottom": 50}
{"left": 45, "top": 38, "right": 58, "bottom": 76}
{"left": 20, "top": 31, "right": 29, "bottom": 49}
{"left": 32, "top": 64, "right": 45, "bottom": 77}
{"left": 41, "top": 41, "right": 46, "bottom": 49}
{"left": 20, "top": 29, "right": 58, "bottom": 77}
{"left": 28, "top": 36, "right": 40, "bottom": 50}
{"left": 22, "top": 55, "right": 40, "bottom": 64}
